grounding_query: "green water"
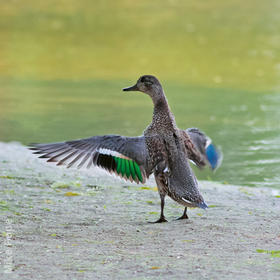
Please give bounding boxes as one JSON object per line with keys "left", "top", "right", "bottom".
{"left": 1, "top": 79, "right": 279, "bottom": 189}
{"left": 0, "top": 1, "right": 280, "bottom": 188}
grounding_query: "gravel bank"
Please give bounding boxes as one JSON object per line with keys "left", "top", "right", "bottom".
{"left": 0, "top": 142, "right": 279, "bottom": 279}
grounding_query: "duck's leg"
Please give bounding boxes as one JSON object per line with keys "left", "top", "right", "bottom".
{"left": 151, "top": 195, "right": 167, "bottom": 223}
{"left": 177, "top": 207, "right": 189, "bottom": 220}
{"left": 156, "top": 195, "right": 168, "bottom": 223}
{"left": 153, "top": 170, "right": 168, "bottom": 223}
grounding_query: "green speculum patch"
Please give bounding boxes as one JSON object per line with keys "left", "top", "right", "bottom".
{"left": 114, "top": 157, "right": 143, "bottom": 183}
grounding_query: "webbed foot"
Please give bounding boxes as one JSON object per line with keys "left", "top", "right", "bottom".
{"left": 149, "top": 216, "right": 168, "bottom": 223}
{"left": 177, "top": 207, "right": 189, "bottom": 220}
{"left": 176, "top": 213, "right": 189, "bottom": 220}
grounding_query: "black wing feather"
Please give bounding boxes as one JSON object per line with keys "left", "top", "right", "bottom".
{"left": 30, "top": 135, "right": 149, "bottom": 183}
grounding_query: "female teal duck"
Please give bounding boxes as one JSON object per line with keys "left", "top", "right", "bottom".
{"left": 31, "top": 75, "right": 222, "bottom": 222}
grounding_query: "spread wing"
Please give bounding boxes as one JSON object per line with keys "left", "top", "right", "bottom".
{"left": 30, "top": 135, "right": 150, "bottom": 184}
{"left": 183, "top": 128, "right": 223, "bottom": 170}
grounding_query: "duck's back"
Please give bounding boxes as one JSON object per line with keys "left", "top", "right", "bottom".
{"left": 167, "top": 151, "right": 202, "bottom": 202}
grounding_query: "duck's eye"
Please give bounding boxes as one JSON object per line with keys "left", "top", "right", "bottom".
{"left": 141, "top": 77, "right": 152, "bottom": 85}
{"left": 142, "top": 79, "right": 152, "bottom": 85}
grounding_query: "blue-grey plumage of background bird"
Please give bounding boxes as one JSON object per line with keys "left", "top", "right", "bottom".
{"left": 30, "top": 75, "right": 222, "bottom": 222}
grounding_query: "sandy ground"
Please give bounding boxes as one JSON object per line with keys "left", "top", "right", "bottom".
{"left": 0, "top": 142, "right": 279, "bottom": 279}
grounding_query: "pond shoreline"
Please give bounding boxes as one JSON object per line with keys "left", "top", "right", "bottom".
{"left": 0, "top": 142, "right": 279, "bottom": 279}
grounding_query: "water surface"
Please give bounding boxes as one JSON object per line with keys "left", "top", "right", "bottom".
{"left": 1, "top": 79, "right": 279, "bottom": 189}
{"left": 0, "top": 0, "right": 280, "bottom": 188}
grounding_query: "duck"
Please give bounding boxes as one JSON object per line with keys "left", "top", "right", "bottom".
{"left": 30, "top": 75, "right": 222, "bottom": 222}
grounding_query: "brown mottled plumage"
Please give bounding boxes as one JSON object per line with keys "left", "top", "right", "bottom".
{"left": 30, "top": 75, "right": 221, "bottom": 222}
{"left": 124, "top": 75, "right": 208, "bottom": 222}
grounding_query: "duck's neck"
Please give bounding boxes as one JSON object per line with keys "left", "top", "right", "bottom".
{"left": 151, "top": 94, "right": 176, "bottom": 129}
{"left": 153, "top": 95, "right": 169, "bottom": 114}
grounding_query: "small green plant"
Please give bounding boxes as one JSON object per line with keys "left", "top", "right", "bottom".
{"left": 256, "top": 249, "right": 280, "bottom": 258}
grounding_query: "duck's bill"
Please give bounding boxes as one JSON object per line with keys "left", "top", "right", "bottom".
{"left": 122, "top": 84, "right": 138, "bottom": 91}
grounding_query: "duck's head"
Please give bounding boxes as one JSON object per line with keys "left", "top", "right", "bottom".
{"left": 123, "top": 75, "right": 164, "bottom": 101}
